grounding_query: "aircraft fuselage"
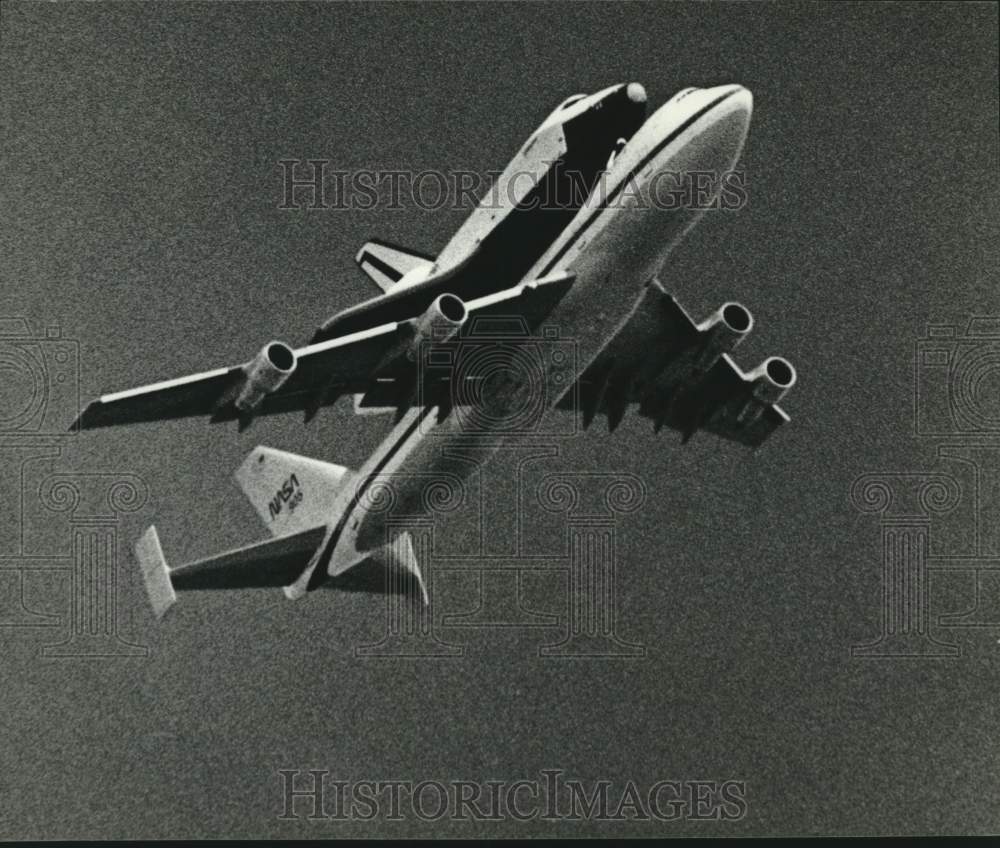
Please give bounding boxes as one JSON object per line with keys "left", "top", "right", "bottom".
{"left": 294, "top": 85, "right": 755, "bottom": 592}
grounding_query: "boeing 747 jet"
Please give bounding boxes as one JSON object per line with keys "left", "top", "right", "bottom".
{"left": 73, "top": 82, "right": 796, "bottom": 617}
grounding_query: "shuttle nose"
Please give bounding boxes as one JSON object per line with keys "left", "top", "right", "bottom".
{"left": 592, "top": 81, "right": 649, "bottom": 138}
{"left": 626, "top": 82, "right": 647, "bottom": 104}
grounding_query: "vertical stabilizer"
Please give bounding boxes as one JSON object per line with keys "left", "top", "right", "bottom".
{"left": 235, "top": 446, "right": 352, "bottom": 538}
{"left": 355, "top": 239, "right": 434, "bottom": 293}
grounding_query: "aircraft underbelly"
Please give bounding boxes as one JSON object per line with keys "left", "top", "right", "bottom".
{"left": 348, "top": 94, "right": 754, "bottom": 558}
{"left": 348, "top": 212, "right": 697, "bottom": 556}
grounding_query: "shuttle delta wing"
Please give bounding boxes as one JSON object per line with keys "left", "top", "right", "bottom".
{"left": 72, "top": 271, "right": 574, "bottom": 431}
{"left": 559, "top": 277, "right": 795, "bottom": 447}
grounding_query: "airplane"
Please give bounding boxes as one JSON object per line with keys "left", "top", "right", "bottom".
{"left": 73, "top": 82, "right": 796, "bottom": 619}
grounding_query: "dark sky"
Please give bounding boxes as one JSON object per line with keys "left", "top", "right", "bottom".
{"left": 1, "top": 1, "right": 998, "bottom": 838}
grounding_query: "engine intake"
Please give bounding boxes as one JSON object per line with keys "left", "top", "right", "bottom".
{"left": 737, "top": 357, "right": 796, "bottom": 424}
{"left": 694, "top": 302, "right": 753, "bottom": 371}
{"left": 235, "top": 341, "right": 297, "bottom": 412}
{"left": 408, "top": 293, "right": 468, "bottom": 359}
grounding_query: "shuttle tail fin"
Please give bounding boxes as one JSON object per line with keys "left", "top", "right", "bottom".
{"left": 355, "top": 239, "right": 434, "bottom": 293}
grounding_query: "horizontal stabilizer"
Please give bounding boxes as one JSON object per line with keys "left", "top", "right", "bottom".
{"left": 356, "top": 239, "right": 434, "bottom": 293}
{"left": 134, "top": 523, "right": 327, "bottom": 617}
{"left": 135, "top": 526, "right": 177, "bottom": 619}
{"left": 235, "top": 446, "right": 352, "bottom": 538}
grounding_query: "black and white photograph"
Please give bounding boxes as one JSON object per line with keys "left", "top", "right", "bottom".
{"left": 1, "top": 0, "right": 998, "bottom": 839}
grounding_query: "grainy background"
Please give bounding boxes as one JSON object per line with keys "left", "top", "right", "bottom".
{"left": 1, "top": 1, "right": 998, "bottom": 838}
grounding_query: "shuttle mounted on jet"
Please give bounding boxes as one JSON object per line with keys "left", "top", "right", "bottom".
{"left": 73, "top": 82, "right": 796, "bottom": 618}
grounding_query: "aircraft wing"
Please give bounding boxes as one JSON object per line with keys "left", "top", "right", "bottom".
{"left": 73, "top": 271, "right": 574, "bottom": 431}
{"left": 557, "top": 277, "right": 795, "bottom": 448}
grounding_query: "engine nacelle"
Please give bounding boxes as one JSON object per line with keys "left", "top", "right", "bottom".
{"left": 407, "top": 293, "right": 468, "bottom": 359}
{"left": 694, "top": 302, "right": 753, "bottom": 371}
{"left": 737, "top": 357, "right": 796, "bottom": 424}
{"left": 234, "top": 341, "right": 297, "bottom": 412}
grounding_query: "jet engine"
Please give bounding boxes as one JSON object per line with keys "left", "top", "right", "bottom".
{"left": 737, "top": 357, "right": 796, "bottom": 424}
{"left": 234, "top": 341, "right": 297, "bottom": 412}
{"left": 693, "top": 302, "right": 753, "bottom": 371}
{"left": 407, "top": 293, "right": 468, "bottom": 359}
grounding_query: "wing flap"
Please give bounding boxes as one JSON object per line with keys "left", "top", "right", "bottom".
{"left": 349, "top": 270, "right": 576, "bottom": 418}
{"left": 73, "top": 365, "right": 241, "bottom": 430}
{"left": 637, "top": 353, "right": 791, "bottom": 447}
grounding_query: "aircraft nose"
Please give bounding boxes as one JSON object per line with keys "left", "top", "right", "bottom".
{"left": 693, "top": 85, "right": 754, "bottom": 173}
{"left": 707, "top": 84, "right": 753, "bottom": 123}
{"left": 722, "top": 85, "right": 753, "bottom": 142}
{"left": 730, "top": 84, "right": 753, "bottom": 115}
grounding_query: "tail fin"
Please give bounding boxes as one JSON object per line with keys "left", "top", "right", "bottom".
{"left": 135, "top": 526, "right": 177, "bottom": 619}
{"left": 234, "top": 446, "right": 352, "bottom": 538}
{"left": 355, "top": 239, "right": 434, "bottom": 293}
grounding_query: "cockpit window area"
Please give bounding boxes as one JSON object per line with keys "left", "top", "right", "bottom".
{"left": 669, "top": 87, "right": 697, "bottom": 104}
